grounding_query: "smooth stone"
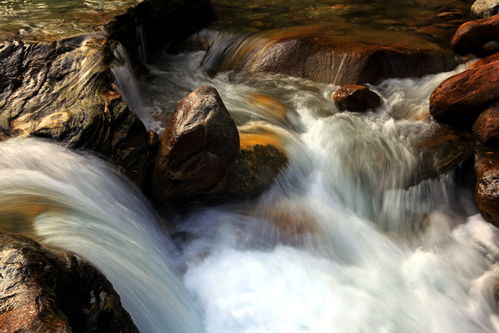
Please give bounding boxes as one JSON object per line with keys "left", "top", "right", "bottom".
{"left": 451, "top": 14, "right": 499, "bottom": 55}
{"left": 473, "top": 101, "right": 499, "bottom": 147}
{"left": 429, "top": 60, "right": 499, "bottom": 129}
{"left": 471, "top": 0, "right": 499, "bottom": 18}
{"left": 474, "top": 152, "right": 499, "bottom": 226}
{"left": 332, "top": 84, "right": 381, "bottom": 112}
{"left": 151, "top": 86, "right": 239, "bottom": 200}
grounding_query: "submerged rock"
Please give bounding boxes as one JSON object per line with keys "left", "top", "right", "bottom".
{"left": 332, "top": 84, "right": 381, "bottom": 112}
{"left": 473, "top": 101, "right": 499, "bottom": 147}
{"left": 0, "top": 231, "right": 138, "bottom": 333}
{"left": 471, "top": 0, "right": 499, "bottom": 18}
{"left": 474, "top": 152, "right": 499, "bottom": 226}
{"left": 202, "top": 25, "right": 455, "bottom": 85}
{"left": 451, "top": 14, "right": 499, "bottom": 55}
{"left": 152, "top": 86, "right": 240, "bottom": 200}
{"left": 429, "top": 60, "right": 499, "bottom": 129}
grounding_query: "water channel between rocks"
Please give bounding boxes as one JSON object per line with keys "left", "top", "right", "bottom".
{"left": 0, "top": 1, "right": 498, "bottom": 333}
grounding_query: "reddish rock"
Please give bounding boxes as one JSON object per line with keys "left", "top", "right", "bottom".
{"left": 473, "top": 101, "right": 499, "bottom": 147}
{"left": 451, "top": 14, "right": 499, "bottom": 55}
{"left": 429, "top": 60, "right": 499, "bottom": 128}
{"left": 202, "top": 25, "right": 455, "bottom": 85}
{"left": 470, "top": 52, "right": 499, "bottom": 68}
{"left": 152, "top": 86, "right": 239, "bottom": 199}
{"left": 332, "top": 84, "right": 381, "bottom": 112}
{"left": 0, "top": 231, "right": 138, "bottom": 333}
{"left": 474, "top": 152, "right": 499, "bottom": 226}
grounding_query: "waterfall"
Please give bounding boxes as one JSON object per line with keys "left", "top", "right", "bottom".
{"left": 138, "top": 47, "right": 499, "bottom": 332}
{"left": 111, "top": 43, "right": 160, "bottom": 131}
{"left": 0, "top": 138, "right": 205, "bottom": 333}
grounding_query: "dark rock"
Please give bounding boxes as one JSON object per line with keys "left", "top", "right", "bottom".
{"left": 332, "top": 84, "right": 381, "bottom": 112}
{"left": 471, "top": 0, "right": 499, "bottom": 18}
{"left": 477, "top": 40, "right": 499, "bottom": 57}
{"left": 429, "top": 60, "right": 499, "bottom": 129}
{"left": 212, "top": 138, "right": 288, "bottom": 199}
{"left": 152, "top": 86, "right": 240, "bottom": 199}
{"left": 473, "top": 101, "right": 499, "bottom": 147}
{"left": 451, "top": 14, "right": 499, "bottom": 55}
{"left": 202, "top": 25, "right": 456, "bottom": 85}
{"left": 0, "top": 231, "right": 138, "bottom": 333}
{"left": 474, "top": 152, "right": 499, "bottom": 226}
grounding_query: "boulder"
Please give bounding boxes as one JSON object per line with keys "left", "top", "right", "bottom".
{"left": 0, "top": 231, "right": 138, "bottom": 333}
{"left": 470, "top": 52, "right": 499, "bottom": 68}
{"left": 202, "top": 25, "right": 456, "bottom": 85}
{"left": 151, "top": 86, "right": 240, "bottom": 199}
{"left": 429, "top": 60, "right": 499, "bottom": 129}
{"left": 474, "top": 152, "right": 499, "bottom": 226}
{"left": 212, "top": 134, "right": 288, "bottom": 199}
{"left": 332, "top": 84, "right": 381, "bottom": 112}
{"left": 451, "top": 14, "right": 499, "bottom": 55}
{"left": 473, "top": 101, "right": 499, "bottom": 147}
{"left": 471, "top": 0, "right": 499, "bottom": 18}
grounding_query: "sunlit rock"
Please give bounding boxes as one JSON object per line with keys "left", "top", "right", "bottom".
{"left": 210, "top": 132, "right": 288, "bottom": 199}
{"left": 429, "top": 60, "right": 499, "bottom": 129}
{"left": 471, "top": 0, "right": 499, "bottom": 18}
{"left": 202, "top": 24, "right": 456, "bottom": 85}
{"left": 451, "top": 14, "right": 499, "bottom": 56}
{"left": 0, "top": 231, "right": 138, "bottom": 333}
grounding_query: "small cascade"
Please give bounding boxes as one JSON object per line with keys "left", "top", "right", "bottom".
{"left": 111, "top": 43, "right": 160, "bottom": 130}
{"left": 0, "top": 138, "right": 205, "bottom": 333}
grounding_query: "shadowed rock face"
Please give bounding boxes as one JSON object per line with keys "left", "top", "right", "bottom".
{"left": 201, "top": 25, "right": 456, "bottom": 85}
{"left": 429, "top": 60, "right": 499, "bottom": 129}
{"left": 152, "top": 86, "right": 240, "bottom": 200}
{"left": 473, "top": 101, "right": 499, "bottom": 147}
{"left": 333, "top": 84, "right": 381, "bottom": 112}
{"left": 474, "top": 152, "right": 499, "bottom": 226}
{"left": 0, "top": 231, "right": 138, "bottom": 333}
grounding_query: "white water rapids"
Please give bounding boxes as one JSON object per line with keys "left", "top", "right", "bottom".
{"left": 0, "top": 47, "right": 498, "bottom": 333}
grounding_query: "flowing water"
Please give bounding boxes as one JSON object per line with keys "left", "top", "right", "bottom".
{"left": 1, "top": 1, "right": 498, "bottom": 332}
{"left": 1, "top": 43, "right": 498, "bottom": 332}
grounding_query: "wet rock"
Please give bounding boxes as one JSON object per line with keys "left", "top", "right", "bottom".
{"left": 471, "top": 0, "right": 499, "bottom": 18}
{"left": 0, "top": 0, "right": 213, "bottom": 189}
{"left": 202, "top": 25, "right": 455, "bottom": 85}
{"left": 212, "top": 134, "right": 288, "bottom": 199}
{"left": 332, "top": 84, "right": 381, "bottom": 112}
{"left": 474, "top": 152, "right": 499, "bottom": 226}
{"left": 152, "top": 86, "right": 240, "bottom": 200}
{"left": 429, "top": 60, "right": 499, "bottom": 129}
{"left": 470, "top": 52, "right": 499, "bottom": 68}
{"left": 473, "top": 101, "right": 499, "bottom": 147}
{"left": 451, "top": 14, "right": 499, "bottom": 55}
{"left": 0, "top": 231, "right": 138, "bottom": 333}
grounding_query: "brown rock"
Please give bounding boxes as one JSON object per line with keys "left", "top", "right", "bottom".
{"left": 470, "top": 52, "right": 499, "bottom": 68}
{"left": 473, "top": 101, "right": 499, "bottom": 146}
{"left": 210, "top": 132, "right": 288, "bottom": 199}
{"left": 0, "top": 231, "right": 138, "bottom": 333}
{"left": 429, "top": 60, "right": 499, "bottom": 129}
{"left": 474, "top": 152, "right": 499, "bottom": 226}
{"left": 451, "top": 14, "right": 499, "bottom": 55}
{"left": 152, "top": 86, "right": 239, "bottom": 199}
{"left": 202, "top": 25, "right": 455, "bottom": 85}
{"left": 333, "top": 84, "right": 381, "bottom": 112}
